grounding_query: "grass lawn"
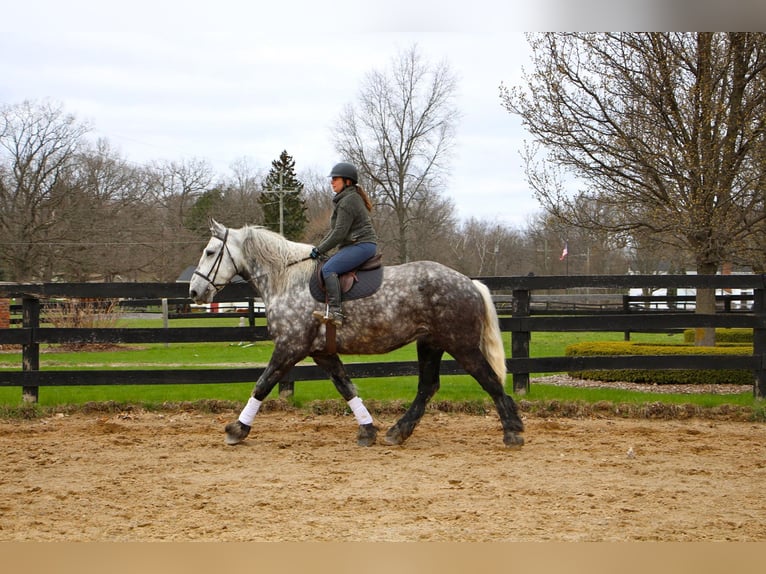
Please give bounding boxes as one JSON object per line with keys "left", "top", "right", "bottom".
{"left": 0, "top": 318, "right": 761, "bottom": 413}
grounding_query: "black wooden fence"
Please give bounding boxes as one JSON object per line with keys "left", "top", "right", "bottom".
{"left": 1, "top": 274, "right": 766, "bottom": 403}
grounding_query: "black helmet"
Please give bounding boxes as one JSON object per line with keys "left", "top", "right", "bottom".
{"left": 329, "top": 162, "right": 358, "bottom": 183}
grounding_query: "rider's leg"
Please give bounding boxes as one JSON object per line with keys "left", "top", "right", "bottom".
{"left": 316, "top": 242, "right": 376, "bottom": 326}
{"left": 323, "top": 272, "right": 344, "bottom": 326}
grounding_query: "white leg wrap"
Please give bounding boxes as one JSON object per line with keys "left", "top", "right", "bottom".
{"left": 347, "top": 396, "right": 373, "bottom": 425}
{"left": 238, "top": 397, "right": 262, "bottom": 426}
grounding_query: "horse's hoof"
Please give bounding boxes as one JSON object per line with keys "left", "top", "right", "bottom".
{"left": 357, "top": 423, "right": 378, "bottom": 447}
{"left": 383, "top": 425, "right": 405, "bottom": 446}
{"left": 503, "top": 432, "right": 524, "bottom": 449}
{"left": 224, "top": 421, "right": 251, "bottom": 445}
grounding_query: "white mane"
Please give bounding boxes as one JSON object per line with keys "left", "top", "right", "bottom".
{"left": 239, "top": 226, "right": 314, "bottom": 292}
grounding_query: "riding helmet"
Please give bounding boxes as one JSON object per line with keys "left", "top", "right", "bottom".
{"left": 329, "top": 162, "right": 358, "bottom": 183}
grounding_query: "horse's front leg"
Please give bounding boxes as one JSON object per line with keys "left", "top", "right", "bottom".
{"left": 224, "top": 351, "right": 300, "bottom": 446}
{"left": 312, "top": 353, "right": 378, "bottom": 446}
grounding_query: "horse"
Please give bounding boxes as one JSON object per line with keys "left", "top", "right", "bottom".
{"left": 188, "top": 220, "right": 524, "bottom": 448}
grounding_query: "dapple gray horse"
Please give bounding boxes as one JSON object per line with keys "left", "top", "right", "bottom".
{"left": 189, "top": 220, "right": 524, "bottom": 448}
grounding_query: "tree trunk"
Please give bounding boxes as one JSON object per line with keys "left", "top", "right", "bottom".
{"left": 695, "top": 262, "right": 718, "bottom": 347}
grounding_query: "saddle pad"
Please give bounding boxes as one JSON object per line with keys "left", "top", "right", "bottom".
{"left": 309, "top": 266, "right": 384, "bottom": 302}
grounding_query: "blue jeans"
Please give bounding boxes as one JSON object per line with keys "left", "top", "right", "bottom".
{"left": 322, "top": 242, "right": 377, "bottom": 277}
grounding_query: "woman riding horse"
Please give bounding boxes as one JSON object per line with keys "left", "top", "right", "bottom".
{"left": 189, "top": 220, "right": 525, "bottom": 449}
{"left": 310, "top": 162, "right": 377, "bottom": 327}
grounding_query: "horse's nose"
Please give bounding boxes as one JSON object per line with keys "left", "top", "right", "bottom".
{"left": 189, "top": 289, "right": 198, "bottom": 300}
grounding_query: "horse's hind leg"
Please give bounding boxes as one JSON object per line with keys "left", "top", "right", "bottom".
{"left": 453, "top": 349, "right": 524, "bottom": 448}
{"left": 384, "top": 339, "right": 443, "bottom": 446}
{"left": 312, "top": 354, "right": 378, "bottom": 446}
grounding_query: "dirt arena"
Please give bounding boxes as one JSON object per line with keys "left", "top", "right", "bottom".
{"left": 1, "top": 407, "right": 765, "bottom": 541}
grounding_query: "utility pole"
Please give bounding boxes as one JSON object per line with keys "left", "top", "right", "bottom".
{"left": 261, "top": 171, "right": 299, "bottom": 236}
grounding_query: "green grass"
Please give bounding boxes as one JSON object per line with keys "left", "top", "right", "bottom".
{"left": 0, "top": 323, "right": 685, "bottom": 369}
{"left": 0, "top": 322, "right": 761, "bottom": 413}
{"left": 2, "top": 375, "right": 756, "bottom": 411}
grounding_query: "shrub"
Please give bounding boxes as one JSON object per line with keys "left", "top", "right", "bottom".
{"left": 44, "top": 298, "right": 121, "bottom": 351}
{"left": 682, "top": 328, "right": 753, "bottom": 344}
{"left": 565, "top": 341, "right": 753, "bottom": 385}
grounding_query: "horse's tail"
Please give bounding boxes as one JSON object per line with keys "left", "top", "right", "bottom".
{"left": 472, "top": 279, "right": 507, "bottom": 386}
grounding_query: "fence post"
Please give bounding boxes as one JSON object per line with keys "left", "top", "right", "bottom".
{"left": 623, "top": 294, "right": 631, "bottom": 341}
{"left": 511, "top": 288, "right": 530, "bottom": 395}
{"left": 22, "top": 297, "right": 40, "bottom": 403}
{"left": 279, "top": 380, "right": 295, "bottom": 398}
{"left": 161, "top": 298, "right": 169, "bottom": 348}
{"left": 753, "top": 287, "right": 766, "bottom": 399}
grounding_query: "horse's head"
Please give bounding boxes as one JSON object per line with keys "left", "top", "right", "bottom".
{"left": 189, "top": 219, "right": 243, "bottom": 304}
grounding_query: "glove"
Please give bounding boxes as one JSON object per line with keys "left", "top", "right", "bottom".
{"left": 310, "top": 247, "right": 321, "bottom": 260}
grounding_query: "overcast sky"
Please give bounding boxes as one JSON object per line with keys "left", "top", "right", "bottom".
{"left": 3, "top": 1, "right": 762, "bottom": 228}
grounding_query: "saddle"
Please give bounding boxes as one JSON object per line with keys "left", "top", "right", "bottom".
{"left": 309, "top": 253, "right": 384, "bottom": 302}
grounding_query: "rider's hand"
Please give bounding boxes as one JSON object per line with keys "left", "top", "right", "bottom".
{"left": 310, "top": 247, "right": 321, "bottom": 260}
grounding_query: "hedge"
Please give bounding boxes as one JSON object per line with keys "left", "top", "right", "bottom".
{"left": 565, "top": 341, "right": 752, "bottom": 385}
{"left": 682, "top": 328, "right": 753, "bottom": 344}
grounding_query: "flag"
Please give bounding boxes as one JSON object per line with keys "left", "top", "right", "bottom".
{"left": 559, "top": 242, "right": 568, "bottom": 261}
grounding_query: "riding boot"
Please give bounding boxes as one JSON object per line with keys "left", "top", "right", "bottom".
{"left": 321, "top": 272, "right": 344, "bottom": 326}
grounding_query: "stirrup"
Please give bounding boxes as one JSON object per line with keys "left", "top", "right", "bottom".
{"left": 328, "top": 309, "right": 344, "bottom": 327}
{"left": 312, "top": 305, "right": 343, "bottom": 326}
{"left": 312, "top": 303, "right": 331, "bottom": 322}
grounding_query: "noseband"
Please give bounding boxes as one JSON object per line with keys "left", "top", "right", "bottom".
{"left": 193, "top": 229, "right": 242, "bottom": 294}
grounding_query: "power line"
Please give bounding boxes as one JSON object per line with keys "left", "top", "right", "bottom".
{"left": 261, "top": 171, "right": 299, "bottom": 236}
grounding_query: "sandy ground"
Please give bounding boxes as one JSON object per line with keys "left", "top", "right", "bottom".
{"left": 1, "top": 408, "right": 765, "bottom": 542}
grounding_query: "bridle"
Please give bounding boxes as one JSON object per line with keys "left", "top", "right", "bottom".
{"left": 193, "top": 229, "right": 243, "bottom": 295}
{"left": 194, "top": 227, "right": 315, "bottom": 295}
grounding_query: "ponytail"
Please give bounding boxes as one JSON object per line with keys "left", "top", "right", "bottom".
{"left": 355, "top": 185, "right": 373, "bottom": 212}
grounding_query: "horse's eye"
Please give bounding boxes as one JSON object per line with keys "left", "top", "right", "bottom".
{"left": 205, "top": 249, "right": 214, "bottom": 256}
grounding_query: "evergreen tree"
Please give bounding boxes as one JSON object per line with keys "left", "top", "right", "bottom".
{"left": 258, "top": 151, "right": 308, "bottom": 240}
{"left": 186, "top": 188, "right": 224, "bottom": 235}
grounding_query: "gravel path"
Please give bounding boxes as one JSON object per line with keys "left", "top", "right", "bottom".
{"left": 534, "top": 374, "right": 752, "bottom": 395}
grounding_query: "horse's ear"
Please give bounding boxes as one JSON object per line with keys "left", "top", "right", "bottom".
{"left": 209, "top": 218, "right": 226, "bottom": 240}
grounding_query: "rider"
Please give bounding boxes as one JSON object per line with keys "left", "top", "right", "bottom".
{"left": 310, "top": 162, "right": 377, "bottom": 326}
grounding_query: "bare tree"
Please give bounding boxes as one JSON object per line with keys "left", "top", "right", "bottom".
{"left": 334, "top": 45, "right": 461, "bottom": 263}
{"left": 502, "top": 33, "right": 766, "bottom": 343}
{"left": 142, "top": 158, "right": 214, "bottom": 281}
{"left": 299, "top": 169, "right": 335, "bottom": 245}
{"left": 145, "top": 158, "right": 213, "bottom": 219}
{"left": 405, "top": 192, "right": 457, "bottom": 264}
{"left": 186, "top": 158, "right": 265, "bottom": 238}
{"left": 222, "top": 156, "right": 264, "bottom": 227}
{"left": 53, "top": 139, "right": 152, "bottom": 281}
{"left": 0, "top": 100, "right": 90, "bottom": 280}
{"left": 446, "top": 218, "right": 528, "bottom": 277}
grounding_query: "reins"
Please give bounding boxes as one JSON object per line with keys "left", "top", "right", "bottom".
{"left": 245, "top": 255, "right": 313, "bottom": 286}
{"left": 286, "top": 255, "right": 314, "bottom": 267}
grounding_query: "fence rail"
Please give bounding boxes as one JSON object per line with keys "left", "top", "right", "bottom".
{"left": 2, "top": 274, "right": 766, "bottom": 402}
